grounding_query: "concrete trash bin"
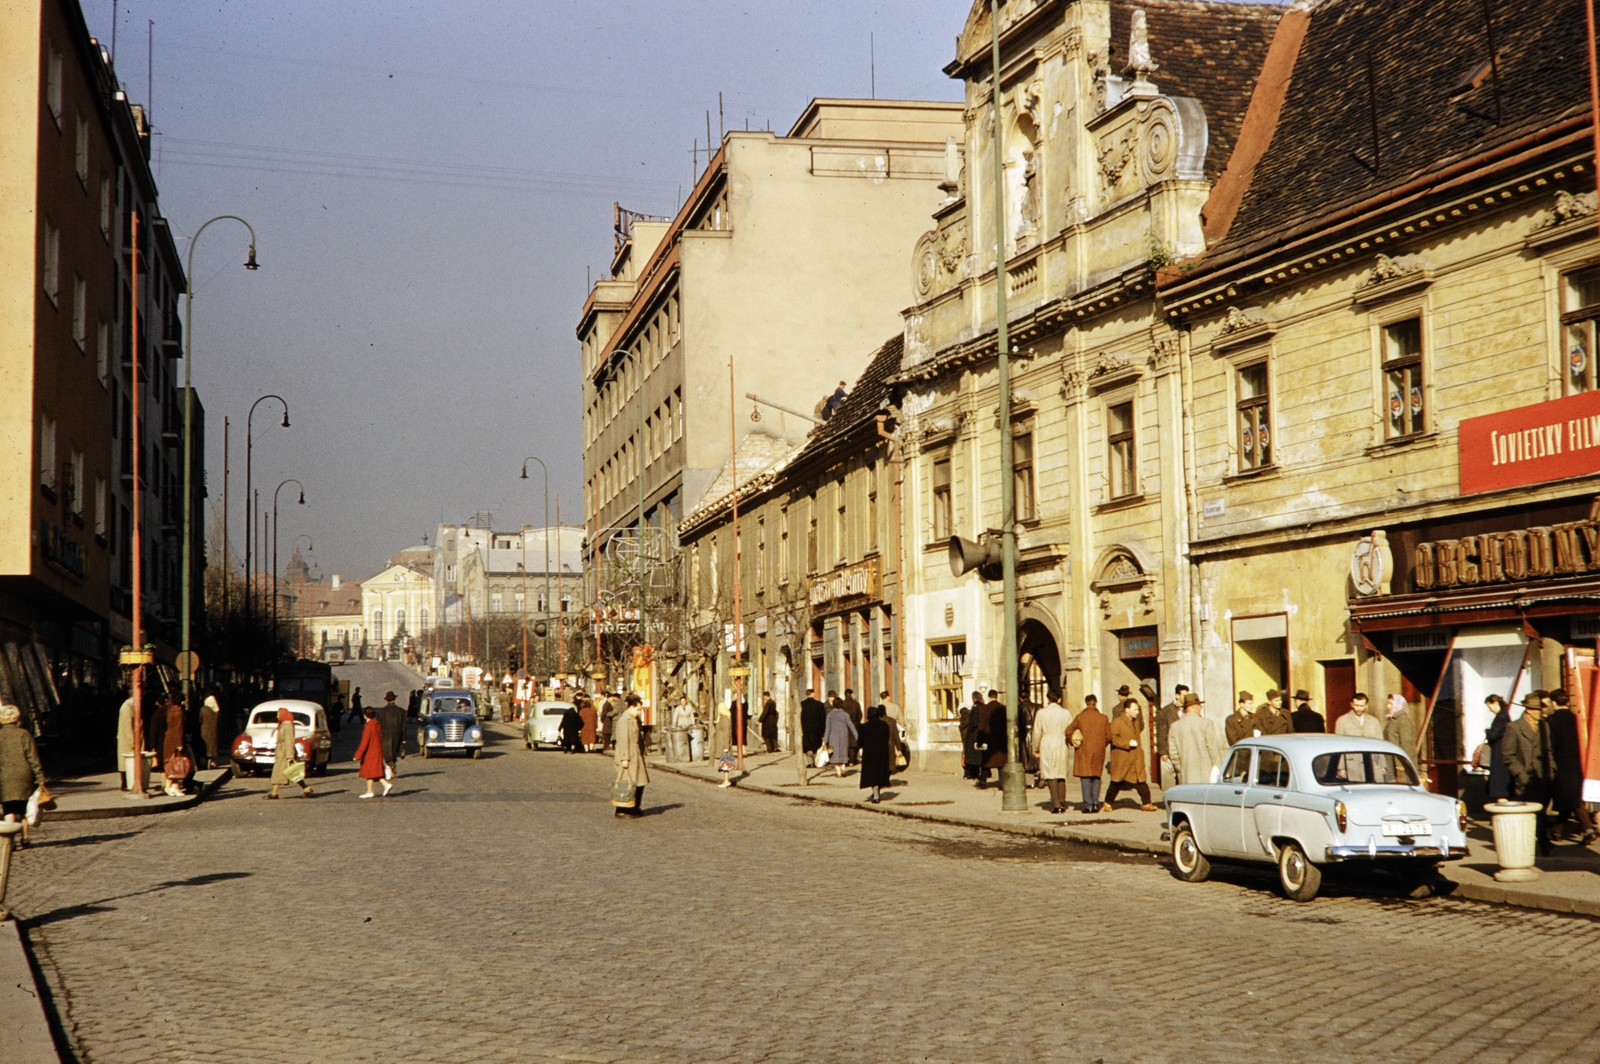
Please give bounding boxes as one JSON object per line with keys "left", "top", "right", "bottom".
{"left": 663, "top": 727, "right": 690, "bottom": 763}
{"left": 1486, "top": 800, "right": 1543, "bottom": 882}
{"left": 688, "top": 725, "right": 707, "bottom": 762}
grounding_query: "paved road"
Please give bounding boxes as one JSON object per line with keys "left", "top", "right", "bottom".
{"left": 11, "top": 663, "right": 1600, "bottom": 1063}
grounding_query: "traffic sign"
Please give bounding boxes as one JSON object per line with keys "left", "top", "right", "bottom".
{"left": 176, "top": 650, "right": 201, "bottom": 680}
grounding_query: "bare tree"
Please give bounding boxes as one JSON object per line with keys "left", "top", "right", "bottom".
{"left": 761, "top": 575, "right": 815, "bottom": 786}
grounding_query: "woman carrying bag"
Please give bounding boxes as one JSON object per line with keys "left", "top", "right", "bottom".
{"left": 611, "top": 694, "right": 649, "bottom": 818}
{"left": 0, "top": 705, "right": 43, "bottom": 846}
{"left": 266, "top": 707, "right": 313, "bottom": 800}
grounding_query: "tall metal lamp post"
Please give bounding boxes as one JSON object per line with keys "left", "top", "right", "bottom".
{"left": 271, "top": 478, "right": 305, "bottom": 657}
{"left": 244, "top": 394, "right": 289, "bottom": 664}
{"left": 989, "top": 0, "right": 1026, "bottom": 813}
{"left": 291, "top": 533, "right": 313, "bottom": 657}
{"left": 520, "top": 457, "right": 551, "bottom": 678}
{"left": 181, "top": 215, "right": 257, "bottom": 707}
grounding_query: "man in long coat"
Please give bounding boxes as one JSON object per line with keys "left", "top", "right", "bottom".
{"left": 1066, "top": 697, "right": 1111, "bottom": 813}
{"left": 959, "top": 691, "right": 984, "bottom": 780}
{"left": 1030, "top": 698, "right": 1073, "bottom": 813}
{"left": 1225, "top": 692, "right": 1256, "bottom": 746}
{"left": 1155, "top": 684, "right": 1187, "bottom": 790}
{"left": 1544, "top": 693, "right": 1596, "bottom": 844}
{"left": 977, "top": 690, "right": 1008, "bottom": 788}
{"left": 1105, "top": 699, "right": 1155, "bottom": 811}
{"left": 612, "top": 694, "right": 649, "bottom": 817}
{"left": 1168, "top": 693, "right": 1228, "bottom": 785}
{"left": 377, "top": 691, "right": 406, "bottom": 782}
{"left": 1290, "top": 690, "right": 1325, "bottom": 733}
{"left": 1252, "top": 691, "right": 1292, "bottom": 736}
{"left": 800, "top": 689, "right": 827, "bottom": 754}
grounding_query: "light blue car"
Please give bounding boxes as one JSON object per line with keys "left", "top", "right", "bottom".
{"left": 1164, "top": 735, "right": 1468, "bottom": 901}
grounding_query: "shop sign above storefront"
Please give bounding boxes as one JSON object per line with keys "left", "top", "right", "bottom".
{"left": 808, "top": 558, "right": 879, "bottom": 608}
{"left": 1459, "top": 388, "right": 1600, "bottom": 495}
{"left": 1411, "top": 497, "right": 1600, "bottom": 591}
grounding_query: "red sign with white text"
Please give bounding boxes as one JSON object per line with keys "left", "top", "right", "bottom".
{"left": 1459, "top": 389, "right": 1600, "bottom": 495}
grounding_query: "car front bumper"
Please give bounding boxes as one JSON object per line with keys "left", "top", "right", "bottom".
{"left": 424, "top": 741, "right": 484, "bottom": 751}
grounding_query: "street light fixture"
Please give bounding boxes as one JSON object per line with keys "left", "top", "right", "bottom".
{"left": 244, "top": 394, "right": 289, "bottom": 666}
{"left": 271, "top": 478, "right": 305, "bottom": 659}
{"left": 181, "top": 215, "right": 258, "bottom": 707}
{"left": 520, "top": 457, "right": 551, "bottom": 682}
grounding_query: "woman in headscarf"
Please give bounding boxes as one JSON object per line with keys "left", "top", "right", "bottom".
{"left": 822, "top": 701, "right": 857, "bottom": 779}
{"left": 267, "top": 707, "right": 313, "bottom": 800}
{"left": 352, "top": 706, "right": 389, "bottom": 798}
{"left": 612, "top": 694, "right": 649, "bottom": 818}
{"left": 0, "top": 705, "right": 42, "bottom": 845}
{"left": 857, "top": 704, "right": 891, "bottom": 803}
{"left": 160, "top": 695, "right": 189, "bottom": 797}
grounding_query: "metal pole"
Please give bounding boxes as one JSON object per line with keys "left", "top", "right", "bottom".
{"left": 729, "top": 355, "right": 745, "bottom": 769}
{"left": 244, "top": 394, "right": 288, "bottom": 666}
{"left": 181, "top": 215, "right": 256, "bottom": 710}
{"left": 222, "top": 417, "right": 228, "bottom": 671}
{"left": 992, "top": 0, "right": 1027, "bottom": 813}
{"left": 522, "top": 458, "right": 550, "bottom": 678}
{"left": 271, "top": 478, "right": 302, "bottom": 661}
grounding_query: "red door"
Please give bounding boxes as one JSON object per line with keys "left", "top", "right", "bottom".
{"left": 1322, "top": 660, "right": 1355, "bottom": 734}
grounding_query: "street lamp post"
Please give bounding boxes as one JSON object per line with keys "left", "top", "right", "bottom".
{"left": 520, "top": 457, "right": 551, "bottom": 680}
{"left": 181, "top": 216, "right": 257, "bottom": 708}
{"left": 244, "top": 394, "right": 289, "bottom": 664}
{"left": 271, "top": 478, "right": 305, "bottom": 659}
{"left": 990, "top": 0, "right": 1026, "bottom": 813}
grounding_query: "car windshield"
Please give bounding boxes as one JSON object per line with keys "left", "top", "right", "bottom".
{"left": 544, "top": 708, "right": 567, "bottom": 716}
{"left": 253, "top": 711, "right": 311, "bottom": 727}
{"left": 431, "top": 698, "right": 473, "bottom": 714}
{"left": 1311, "top": 751, "right": 1419, "bottom": 786}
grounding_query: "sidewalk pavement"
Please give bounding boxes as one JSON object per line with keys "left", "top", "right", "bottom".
{"left": 0, "top": 921, "right": 55, "bottom": 1064}
{"left": 649, "top": 750, "right": 1600, "bottom": 918}
{"left": 39, "top": 768, "right": 232, "bottom": 822}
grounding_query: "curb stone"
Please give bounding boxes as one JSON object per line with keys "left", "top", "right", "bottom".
{"left": 0, "top": 920, "right": 58, "bottom": 1064}
{"left": 41, "top": 768, "right": 232, "bottom": 822}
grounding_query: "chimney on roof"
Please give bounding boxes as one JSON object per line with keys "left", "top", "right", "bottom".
{"left": 331, "top": 574, "right": 341, "bottom": 590}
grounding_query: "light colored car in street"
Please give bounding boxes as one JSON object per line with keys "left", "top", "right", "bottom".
{"left": 418, "top": 689, "right": 485, "bottom": 758}
{"left": 524, "top": 701, "right": 576, "bottom": 749}
{"left": 1164, "top": 735, "right": 1467, "bottom": 901}
{"left": 230, "top": 699, "right": 333, "bottom": 777}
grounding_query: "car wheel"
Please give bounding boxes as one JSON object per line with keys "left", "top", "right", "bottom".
{"left": 524, "top": 741, "right": 532, "bottom": 749}
{"left": 1401, "top": 865, "right": 1439, "bottom": 899}
{"left": 1171, "top": 822, "right": 1210, "bottom": 883}
{"left": 1278, "top": 842, "right": 1322, "bottom": 902}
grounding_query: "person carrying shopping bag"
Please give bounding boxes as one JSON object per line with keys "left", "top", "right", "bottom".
{"left": 266, "top": 707, "right": 313, "bottom": 800}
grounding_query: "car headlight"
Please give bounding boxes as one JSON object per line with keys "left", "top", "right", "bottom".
{"left": 467, "top": 728, "right": 483, "bottom": 742}
{"left": 426, "top": 728, "right": 441, "bottom": 740}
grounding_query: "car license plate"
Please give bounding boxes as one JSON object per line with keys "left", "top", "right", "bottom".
{"left": 1381, "top": 822, "right": 1432, "bottom": 836}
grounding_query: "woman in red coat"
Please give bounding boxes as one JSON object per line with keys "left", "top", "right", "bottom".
{"left": 352, "top": 707, "right": 389, "bottom": 798}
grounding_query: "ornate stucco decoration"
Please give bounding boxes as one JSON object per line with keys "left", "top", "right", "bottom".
{"left": 1090, "top": 548, "right": 1155, "bottom": 594}
{"left": 1211, "top": 306, "right": 1275, "bottom": 355}
{"left": 1534, "top": 188, "right": 1598, "bottom": 230}
{"left": 938, "top": 226, "right": 968, "bottom": 276}
{"left": 912, "top": 231, "right": 940, "bottom": 301}
{"left": 1097, "top": 130, "right": 1136, "bottom": 191}
{"left": 1353, "top": 253, "right": 1433, "bottom": 306}
{"left": 1219, "top": 306, "right": 1269, "bottom": 334}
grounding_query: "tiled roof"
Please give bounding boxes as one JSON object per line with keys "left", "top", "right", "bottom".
{"left": 798, "top": 333, "right": 904, "bottom": 459}
{"left": 1202, "top": 0, "right": 1590, "bottom": 262}
{"left": 1110, "top": 1, "right": 1284, "bottom": 181}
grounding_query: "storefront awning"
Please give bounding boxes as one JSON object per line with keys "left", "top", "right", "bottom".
{"left": 1350, "top": 577, "right": 1600, "bottom": 631}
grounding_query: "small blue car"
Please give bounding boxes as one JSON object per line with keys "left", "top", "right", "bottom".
{"left": 418, "top": 689, "right": 485, "bottom": 759}
{"left": 1164, "top": 735, "right": 1467, "bottom": 901}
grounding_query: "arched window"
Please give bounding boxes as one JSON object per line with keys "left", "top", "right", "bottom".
{"left": 420, "top": 608, "right": 429, "bottom": 631}
{"left": 396, "top": 608, "right": 406, "bottom": 634}
{"left": 372, "top": 611, "right": 383, "bottom": 641}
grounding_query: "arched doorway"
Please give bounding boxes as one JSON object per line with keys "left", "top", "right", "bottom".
{"left": 1018, "top": 619, "right": 1061, "bottom": 705}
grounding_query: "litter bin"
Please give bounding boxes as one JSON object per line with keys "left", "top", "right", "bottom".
{"left": 1486, "top": 800, "right": 1543, "bottom": 882}
{"left": 663, "top": 727, "right": 690, "bottom": 763}
{"left": 688, "top": 725, "right": 707, "bottom": 762}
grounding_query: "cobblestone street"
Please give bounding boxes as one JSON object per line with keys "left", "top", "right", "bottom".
{"left": 9, "top": 667, "right": 1600, "bottom": 1064}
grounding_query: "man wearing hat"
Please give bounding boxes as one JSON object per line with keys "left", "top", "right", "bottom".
{"left": 1290, "top": 690, "right": 1325, "bottom": 733}
{"left": 1502, "top": 692, "right": 1554, "bottom": 853}
{"left": 1168, "top": 693, "right": 1228, "bottom": 786}
{"left": 1155, "top": 684, "right": 1188, "bottom": 791}
{"left": 377, "top": 691, "right": 407, "bottom": 790}
{"left": 1252, "top": 690, "right": 1292, "bottom": 736}
{"left": 1225, "top": 691, "right": 1256, "bottom": 746}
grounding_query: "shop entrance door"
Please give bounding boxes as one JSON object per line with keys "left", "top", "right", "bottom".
{"left": 1323, "top": 660, "right": 1356, "bottom": 732}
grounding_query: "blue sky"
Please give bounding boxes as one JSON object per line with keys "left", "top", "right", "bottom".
{"left": 85, "top": 0, "right": 968, "bottom": 581}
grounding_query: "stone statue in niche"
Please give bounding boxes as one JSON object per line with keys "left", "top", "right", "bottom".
{"left": 1015, "top": 149, "right": 1039, "bottom": 246}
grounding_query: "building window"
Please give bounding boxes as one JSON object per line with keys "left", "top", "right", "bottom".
{"left": 835, "top": 479, "right": 847, "bottom": 563}
{"left": 560, "top": 593, "right": 570, "bottom": 613}
{"left": 928, "top": 639, "right": 967, "bottom": 721}
{"left": 1383, "top": 318, "right": 1425, "bottom": 439}
{"left": 40, "top": 418, "right": 57, "bottom": 492}
{"left": 372, "top": 611, "right": 383, "bottom": 641}
{"left": 43, "top": 223, "right": 60, "bottom": 303}
{"left": 46, "top": 46, "right": 63, "bottom": 123}
{"left": 75, "top": 116, "right": 89, "bottom": 184}
{"left": 96, "top": 321, "right": 109, "bottom": 385}
{"left": 514, "top": 592, "right": 525, "bottom": 612}
{"left": 1107, "top": 400, "right": 1137, "bottom": 499}
{"left": 67, "top": 451, "right": 83, "bottom": 514}
{"left": 709, "top": 536, "right": 720, "bottom": 600}
{"left": 691, "top": 544, "right": 701, "bottom": 610}
{"left": 1236, "top": 362, "right": 1271, "bottom": 470}
{"left": 72, "top": 276, "right": 87, "bottom": 349}
{"left": 778, "top": 506, "right": 789, "bottom": 584}
{"left": 756, "top": 516, "right": 766, "bottom": 591}
{"left": 100, "top": 177, "right": 112, "bottom": 237}
{"left": 1563, "top": 266, "right": 1600, "bottom": 395}
{"left": 395, "top": 609, "right": 406, "bottom": 633}
{"left": 867, "top": 466, "right": 878, "bottom": 551}
{"left": 806, "top": 501, "right": 818, "bottom": 574}
{"left": 491, "top": 593, "right": 503, "bottom": 612}
{"left": 419, "top": 608, "right": 428, "bottom": 630}
{"left": 932, "top": 455, "right": 952, "bottom": 540}
{"left": 94, "top": 477, "right": 106, "bottom": 538}
{"left": 1012, "top": 431, "right": 1035, "bottom": 521}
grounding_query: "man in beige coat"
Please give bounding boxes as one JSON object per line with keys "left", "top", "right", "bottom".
{"left": 1029, "top": 698, "right": 1074, "bottom": 814}
{"left": 1334, "top": 693, "right": 1385, "bottom": 739}
{"left": 613, "top": 694, "right": 650, "bottom": 818}
{"left": 1168, "top": 693, "right": 1228, "bottom": 786}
